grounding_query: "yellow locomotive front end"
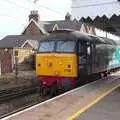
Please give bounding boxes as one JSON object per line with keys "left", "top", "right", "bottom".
{"left": 36, "top": 53, "right": 77, "bottom": 77}
{"left": 36, "top": 40, "right": 78, "bottom": 93}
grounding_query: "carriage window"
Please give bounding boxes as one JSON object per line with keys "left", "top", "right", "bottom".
{"left": 56, "top": 41, "right": 76, "bottom": 53}
{"left": 38, "top": 41, "right": 55, "bottom": 52}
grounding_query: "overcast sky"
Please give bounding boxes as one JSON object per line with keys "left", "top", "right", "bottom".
{"left": 0, "top": 0, "right": 71, "bottom": 39}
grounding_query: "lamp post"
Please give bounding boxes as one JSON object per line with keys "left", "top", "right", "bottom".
{"left": 15, "top": 56, "right": 18, "bottom": 83}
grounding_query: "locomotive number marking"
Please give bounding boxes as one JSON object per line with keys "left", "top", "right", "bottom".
{"left": 64, "top": 69, "right": 71, "bottom": 72}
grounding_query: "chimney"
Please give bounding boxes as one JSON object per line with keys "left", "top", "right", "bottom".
{"left": 65, "top": 12, "right": 72, "bottom": 21}
{"left": 29, "top": 10, "right": 39, "bottom": 22}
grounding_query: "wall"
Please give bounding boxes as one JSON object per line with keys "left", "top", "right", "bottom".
{"left": 13, "top": 48, "right": 33, "bottom": 64}
{"left": 23, "top": 21, "right": 42, "bottom": 35}
{"left": 0, "top": 48, "right": 12, "bottom": 73}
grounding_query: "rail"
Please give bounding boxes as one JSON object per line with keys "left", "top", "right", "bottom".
{"left": 0, "top": 85, "right": 37, "bottom": 103}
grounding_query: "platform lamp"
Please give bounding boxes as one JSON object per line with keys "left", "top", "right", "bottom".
{"left": 5, "top": 48, "right": 8, "bottom": 52}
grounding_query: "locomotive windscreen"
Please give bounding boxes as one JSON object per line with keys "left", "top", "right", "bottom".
{"left": 38, "top": 40, "right": 76, "bottom": 53}
{"left": 38, "top": 41, "right": 55, "bottom": 52}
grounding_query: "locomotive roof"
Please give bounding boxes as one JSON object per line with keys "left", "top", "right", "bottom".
{"left": 41, "top": 29, "right": 117, "bottom": 45}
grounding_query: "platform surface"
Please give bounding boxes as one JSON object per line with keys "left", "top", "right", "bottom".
{"left": 3, "top": 72, "right": 120, "bottom": 120}
{"left": 75, "top": 86, "right": 120, "bottom": 120}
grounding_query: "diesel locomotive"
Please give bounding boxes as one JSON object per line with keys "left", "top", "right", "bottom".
{"left": 36, "top": 30, "right": 120, "bottom": 96}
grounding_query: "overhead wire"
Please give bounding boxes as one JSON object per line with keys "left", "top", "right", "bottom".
{"left": 1, "top": 0, "right": 32, "bottom": 26}
{"left": 0, "top": 0, "right": 65, "bottom": 36}
{"left": 3, "top": 0, "right": 68, "bottom": 18}
{"left": 72, "top": 1, "right": 118, "bottom": 8}
{"left": 4, "top": 0, "right": 31, "bottom": 11}
{"left": 0, "top": 14, "right": 25, "bottom": 26}
{"left": 26, "top": 0, "right": 64, "bottom": 16}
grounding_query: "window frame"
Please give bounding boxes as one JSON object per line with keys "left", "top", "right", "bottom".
{"left": 37, "top": 40, "right": 77, "bottom": 54}
{"left": 38, "top": 40, "right": 56, "bottom": 53}
{"left": 56, "top": 40, "right": 77, "bottom": 53}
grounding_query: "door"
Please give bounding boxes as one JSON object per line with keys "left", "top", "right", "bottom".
{"left": 78, "top": 41, "right": 88, "bottom": 75}
{"left": 87, "top": 42, "right": 95, "bottom": 74}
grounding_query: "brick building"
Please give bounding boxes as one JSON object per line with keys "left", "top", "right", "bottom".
{"left": 0, "top": 10, "right": 96, "bottom": 73}
{"left": 0, "top": 35, "right": 46, "bottom": 72}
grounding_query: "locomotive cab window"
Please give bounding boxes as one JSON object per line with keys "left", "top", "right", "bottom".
{"left": 38, "top": 40, "right": 76, "bottom": 53}
{"left": 38, "top": 41, "right": 55, "bottom": 53}
{"left": 56, "top": 41, "right": 76, "bottom": 53}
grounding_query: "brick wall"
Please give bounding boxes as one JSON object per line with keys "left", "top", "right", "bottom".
{"left": 0, "top": 49, "right": 12, "bottom": 73}
{"left": 23, "top": 21, "right": 42, "bottom": 35}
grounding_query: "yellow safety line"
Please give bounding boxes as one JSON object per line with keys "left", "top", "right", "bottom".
{"left": 67, "top": 84, "right": 120, "bottom": 120}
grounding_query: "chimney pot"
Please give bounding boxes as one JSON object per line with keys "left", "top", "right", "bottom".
{"left": 65, "top": 12, "right": 71, "bottom": 21}
{"left": 29, "top": 10, "right": 39, "bottom": 22}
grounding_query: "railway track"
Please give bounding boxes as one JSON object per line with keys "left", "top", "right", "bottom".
{"left": 0, "top": 84, "right": 52, "bottom": 119}
{"left": 0, "top": 85, "right": 37, "bottom": 103}
{"left": 0, "top": 71, "right": 120, "bottom": 119}
{"left": 0, "top": 90, "right": 51, "bottom": 119}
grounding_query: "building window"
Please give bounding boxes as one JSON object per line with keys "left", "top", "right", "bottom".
{"left": 14, "top": 50, "right": 18, "bottom": 56}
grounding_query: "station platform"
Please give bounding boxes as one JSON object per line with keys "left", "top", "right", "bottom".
{"left": 75, "top": 86, "right": 120, "bottom": 120}
{"left": 3, "top": 72, "right": 120, "bottom": 120}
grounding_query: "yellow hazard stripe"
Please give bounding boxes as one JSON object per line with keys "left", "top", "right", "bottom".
{"left": 67, "top": 84, "right": 120, "bottom": 120}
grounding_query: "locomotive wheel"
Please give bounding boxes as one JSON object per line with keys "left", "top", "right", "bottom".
{"left": 104, "top": 72, "right": 107, "bottom": 77}
{"left": 50, "top": 83, "right": 58, "bottom": 97}
{"left": 108, "top": 71, "right": 111, "bottom": 75}
{"left": 40, "top": 86, "right": 47, "bottom": 97}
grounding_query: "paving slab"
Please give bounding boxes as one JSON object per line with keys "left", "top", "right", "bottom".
{"left": 76, "top": 87, "right": 120, "bottom": 120}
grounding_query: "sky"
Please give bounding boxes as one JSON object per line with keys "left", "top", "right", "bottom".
{"left": 72, "top": 0, "right": 120, "bottom": 19}
{"left": 0, "top": 0, "right": 71, "bottom": 39}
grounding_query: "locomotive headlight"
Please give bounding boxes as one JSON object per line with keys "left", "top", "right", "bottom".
{"left": 68, "top": 64, "right": 71, "bottom": 68}
{"left": 38, "top": 64, "right": 41, "bottom": 67}
{"left": 43, "top": 81, "right": 46, "bottom": 85}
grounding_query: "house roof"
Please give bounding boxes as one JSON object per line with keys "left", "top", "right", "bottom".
{"left": 21, "top": 19, "right": 48, "bottom": 35}
{"left": 21, "top": 39, "right": 39, "bottom": 49}
{"left": 0, "top": 35, "right": 47, "bottom": 48}
{"left": 22, "top": 18, "right": 82, "bottom": 35}
{"left": 42, "top": 19, "right": 82, "bottom": 32}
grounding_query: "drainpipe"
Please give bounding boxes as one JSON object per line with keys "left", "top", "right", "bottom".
{"left": 0, "top": 60, "right": 1, "bottom": 76}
